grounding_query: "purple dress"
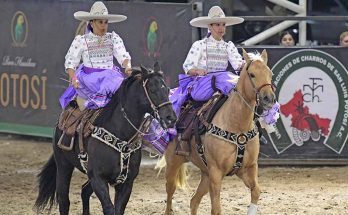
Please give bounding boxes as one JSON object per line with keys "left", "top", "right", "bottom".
{"left": 59, "top": 64, "right": 125, "bottom": 109}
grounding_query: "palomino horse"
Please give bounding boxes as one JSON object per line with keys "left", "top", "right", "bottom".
{"left": 34, "top": 65, "right": 176, "bottom": 215}
{"left": 160, "top": 49, "right": 275, "bottom": 215}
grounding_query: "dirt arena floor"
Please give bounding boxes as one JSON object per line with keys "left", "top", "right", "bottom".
{"left": 0, "top": 134, "right": 347, "bottom": 215}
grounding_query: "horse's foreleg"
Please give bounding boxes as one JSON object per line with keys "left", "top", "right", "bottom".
{"left": 90, "top": 176, "right": 114, "bottom": 215}
{"left": 114, "top": 179, "right": 136, "bottom": 215}
{"left": 56, "top": 160, "right": 74, "bottom": 215}
{"left": 239, "top": 164, "right": 260, "bottom": 215}
{"left": 190, "top": 172, "right": 209, "bottom": 215}
{"left": 81, "top": 180, "right": 93, "bottom": 215}
{"left": 209, "top": 166, "right": 223, "bottom": 215}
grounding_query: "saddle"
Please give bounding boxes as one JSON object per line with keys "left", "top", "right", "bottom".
{"left": 175, "top": 92, "right": 228, "bottom": 156}
{"left": 57, "top": 100, "right": 101, "bottom": 153}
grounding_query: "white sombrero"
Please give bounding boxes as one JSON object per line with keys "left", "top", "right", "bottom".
{"left": 190, "top": 6, "right": 244, "bottom": 28}
{"left": 74, "top": 1, "right": 127, "bottom": 23}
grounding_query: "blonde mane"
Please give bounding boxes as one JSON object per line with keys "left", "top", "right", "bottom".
{"left": 247, "top": 52, "right": 263, "bottom": 62}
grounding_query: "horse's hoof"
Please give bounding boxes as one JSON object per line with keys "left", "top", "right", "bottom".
{"left": 247, "top": 203, "right": 258, "bottom": 215}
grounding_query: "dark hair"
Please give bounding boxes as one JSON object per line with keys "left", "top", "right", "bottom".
{"left": 87, "top": 21, "right": 93, "bottom": 33}
{"left": 279, "top": 31, "right": 295, "bottom": 43}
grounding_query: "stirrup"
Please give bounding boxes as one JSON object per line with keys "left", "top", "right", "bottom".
{"left": 57, "top": 132, "right": 75, "bottom": 151}
{"left": 78, "top": 152, "right": 88, "bottom": 162}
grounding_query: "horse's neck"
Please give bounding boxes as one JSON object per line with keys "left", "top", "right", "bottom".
{"left": 106, "top": 88, "right": 146, "bottom": 141}
{"left": 214, "top": 80, "right": 256, "bottom": 132}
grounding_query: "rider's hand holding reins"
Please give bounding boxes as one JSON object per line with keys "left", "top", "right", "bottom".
{"left": 123, "top": 59, "right": 132, "bottom": 76}
{"left": 71, "top": 76, "right": 79, "bottom": 88}
{"left": 67, "top": 68, "right": 79, "bottom": 88}
{"left": 125, "top": 67, "right": 132, "bottom": 76}
{"left": 188, "top": 69, "right": 207, "bottom": 76}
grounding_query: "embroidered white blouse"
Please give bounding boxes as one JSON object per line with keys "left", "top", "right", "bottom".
{"left": 183, "top": 36, "right": 243, "bottom": 74}
{"left": 65, "top": 31, "right": 131, "bottom": 70}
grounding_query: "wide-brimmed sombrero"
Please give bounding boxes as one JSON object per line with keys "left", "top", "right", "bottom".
{"left": 74, "top": 1, "right": 127, "bottom": 23}
{"left": 190, "top": 6, "right": 244, "bottom": 28}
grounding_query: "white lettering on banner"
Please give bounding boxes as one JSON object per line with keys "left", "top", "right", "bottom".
{"left": 274, "top": 126, "right": 282, "bottom": 139}
{"left": 300, "top": 55, "right": 327, "bottom": 66}
{"left": 342, "top": 82, "right": 348, "bottom": 99}
{"left": 274, "top": 62, "right": 292, "bottom": 86}
{"left": 334, "top": 69, "right": 343, "bottom": 83}
{"left": 343, "top": 100, "right": 348, "bottom": 126}
{"left": 338, "top": 99, "right": 348, "bottom": 138}
{"left": 2, "top": 55, "right": 37, "bottom": 68}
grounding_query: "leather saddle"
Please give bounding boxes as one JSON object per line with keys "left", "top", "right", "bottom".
{"left": 57, "top": 101, "right": 100, "bottom": 151}
{"left": 175, "top": 93, "right": 228, "bottom": 156}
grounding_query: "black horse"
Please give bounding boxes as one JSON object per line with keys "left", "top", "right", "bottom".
{"left": 34, "top": 64, "right": 176, "bottom": 215}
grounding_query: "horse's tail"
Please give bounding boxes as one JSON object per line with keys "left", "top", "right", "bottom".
{"left": 155, "top": 156, "right": 190, "bottom": 191}
{"left": 34, "top": 154, "right": 57, "bottom": 213}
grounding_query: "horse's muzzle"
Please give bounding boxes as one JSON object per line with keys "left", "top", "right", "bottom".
{"left": 162, "top": 114, "right": 176, "bottom": 129}
{"left": 260, "top": 93, "right": 275, "bottom": 110}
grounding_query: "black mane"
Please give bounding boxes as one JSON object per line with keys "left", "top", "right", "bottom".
{"left": 93, "top": 68, "right": 163, "bottom": 126}
{"left": 94, "top": 75, "right": 138, "bottom": 126}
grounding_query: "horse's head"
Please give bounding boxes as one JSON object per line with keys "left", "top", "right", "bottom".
{"left": 240, "top": 49, "right": 276, "bottom": 110}
{"left": 133, "top": 62, "right": 177, "bottom": 128}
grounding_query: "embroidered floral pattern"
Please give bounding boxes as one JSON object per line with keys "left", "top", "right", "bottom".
{"left": 65, "top": 31, "right": 131, "bottom": 70}
{"left": 183, "top": 37, "right": 243, "bottom": 73}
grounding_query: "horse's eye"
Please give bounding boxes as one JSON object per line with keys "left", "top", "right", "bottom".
{"left": 249, "top": 73, "right": 255, "bottom": 78}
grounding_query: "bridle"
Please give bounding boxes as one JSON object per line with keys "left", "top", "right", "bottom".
{"left": 142, "top": 78, "right": 172, "bottom": 120}
{"left": 120, "top": 73, "right": 172, "bottom": 135}
{"left": 234, "top": 60, "right": 275, "bottom": 117}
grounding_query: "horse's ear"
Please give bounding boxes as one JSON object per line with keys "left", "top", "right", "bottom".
{"left": 140, "top": 65, "right": 149, "bottom": 76}
{"left": 242, "top": 48, "right": 250, "bottom": 64}
{"left": 154, "top": 61, "right": 161, "bottom": 73}
{"left": 261, "top": 49, "right": 268, "bottom": 65}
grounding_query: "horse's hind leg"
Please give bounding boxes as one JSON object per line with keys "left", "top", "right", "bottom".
{"left": 164, "top": 141, "right": 187, "bottom": 215}
{"left": 238, "top": 164, "right": 260, "bottom": 215}
{"left": 190, "top": 171, "right": 209, "bottom": 215}
{"left": 81, "top": 180, "right": 93, "bottom": 215}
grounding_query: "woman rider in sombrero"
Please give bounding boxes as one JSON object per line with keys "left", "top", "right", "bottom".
{"left": 60, "top": 1, "right": 132, "bottom": 110}
{"left": 170, "top": 6, "right": 279, "bottom": 148}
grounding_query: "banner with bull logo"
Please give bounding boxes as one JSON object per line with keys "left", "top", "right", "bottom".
{"left": 262, "top": 48, "right": 348, "bottom": 160}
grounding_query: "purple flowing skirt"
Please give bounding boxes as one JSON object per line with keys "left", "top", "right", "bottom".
{"left": 59, "top": 65, "right": 125, "bottom": 109}
{"left": 169, "top": 71, "right": 280, "bottom": 125}
{"left": 170, "top": 72, "right": 238, "bottom": 117}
